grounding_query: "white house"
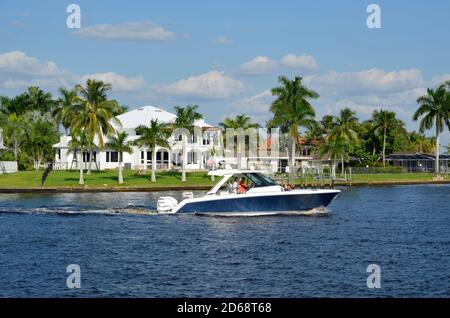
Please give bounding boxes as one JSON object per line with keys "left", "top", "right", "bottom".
{"left": 52, "top": 105, "right": 221, "bottom": 171}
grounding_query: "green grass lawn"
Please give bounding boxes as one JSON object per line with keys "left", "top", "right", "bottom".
{"left": 289, "top": 172, "right": 449, "bottom": 185}
{"left": 350, "top": 173, "right": 448, "bottom": 183}
{"left": 0, "top": 170, "right": 448, "bottom": 189}
{"left": 0, "top": 170, "right": 215, "bottom": 188}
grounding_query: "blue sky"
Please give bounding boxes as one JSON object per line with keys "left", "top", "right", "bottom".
{"left": 1, "top": 0, "right": 450, "bottom": 144}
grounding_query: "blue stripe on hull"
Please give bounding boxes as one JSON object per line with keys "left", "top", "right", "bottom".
{"left": 177, "top": 192, "right": 339, "bottom": 213}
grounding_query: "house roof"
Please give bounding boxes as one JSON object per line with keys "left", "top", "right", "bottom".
{"left": 53, "top": 106, "right": 217, "bottom": 149}
{"left": 115, "top": 105, "right": 214, "bottom": 129}
{"left": 386, "top": 152, "right": 450, "bottom": 160}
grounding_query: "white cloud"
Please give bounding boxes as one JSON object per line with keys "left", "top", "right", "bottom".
{"left": 0, "top": 51, "right": 67, "bottom": 78}
{"left": 305, "top": 68, "right": 425, "bottom": 94}
{"left": 236, "top": 56, "right": 278, "bottom": 75}
{"left": 0, "top": 51, "right": 75, "bottom": 90}
{"left": 214, "top": 36, "right": 233, "bottom": 45}
{"left": 81, "top": 72, "right": 145, "bottom": 92}
{"left": 281, "top": 54, "right": 318, "bottom": 70}
{"left": 0, "top": 51, "right": 146, "bottom": 94}
{"left": 327, "top": 87, "right": 426, "bottom": 118}
{"left": 153, "top": 71, "right": 245, "bottom": 99}
{"left": 75, "top": 21, "right": 175, "bottom": 41}
{"left": 229, "top": 90, "right": 275, "bottom": 125}
{"left": 431, "top": 74, "right": 450, "bottom": 86}
{"left": 235, "top": 90, "right": 273, "bottom": 113}
{"left": 10, "top": 20, "right": 25, "bottom": 28}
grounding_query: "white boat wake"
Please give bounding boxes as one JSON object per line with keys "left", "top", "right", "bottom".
{"left": 0, "top": 206, "right": 158, "bottom": 216}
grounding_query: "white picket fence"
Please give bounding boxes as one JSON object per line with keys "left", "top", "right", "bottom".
{"left": 0, "top": 161, "right": 18, "bottom": 174}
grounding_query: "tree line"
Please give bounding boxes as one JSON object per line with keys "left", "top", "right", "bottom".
{"left": 1, "top": 76, "right": 449, "bottom": 186}
{"left": 223, "top": 76, "right": 450, "bottom": 182}
{"left": 0, "top": 79, "right": 204, "bottom": 185}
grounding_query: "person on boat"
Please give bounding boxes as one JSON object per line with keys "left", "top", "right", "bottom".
{"left": 281, "top": 180, "right": 291, "bottom": 191}
{"left": 228, "top": 177, "right": 238, "bottom": 193}
{"left": 238, "top": 177, "right": 247, "bottom": 194}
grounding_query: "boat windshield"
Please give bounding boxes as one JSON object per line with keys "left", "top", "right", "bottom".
{"left": 244, "top": 173, "right": 277, "bottom": 187}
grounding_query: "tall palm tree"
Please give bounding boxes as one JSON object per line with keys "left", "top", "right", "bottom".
{"left": 75, "top": 79, "right": 111, "bottom": 105}
{"left": 319, "top": 136, "right": 347, "bottom": 179}
{"left": 330, "top": 108, "right": 359, "bottom": 174}
{"left": 373, "top": 109, "right": 397, "bottom": 167}
{"left": 134, "top": 119, "right": 171, "bottom": 182}
{"left": 173, "top": 105, "right": 203, "bottom": 182}
{"left": 413, "top": 84, "right": 450, "bottom": 174}
{"left": 71, "top": 79, "right": 121, "bottom": 174}
{"left": 219, "top": 114, "right": 259, "bottom": 130}
{"left": 219, "top": 114, "right": 259, "bottom": 169}
{"left": 270, "top": 76, "right": 318, "bottom": 184}
{"left": 52, "top": 87, "right": 78, "bottom": 135}
{"left": 68, "top": 128, "right": 88, "bottom": 185}
{"left": 106, "top": 131, "right": 133, "bottom": 184}
{"left": 320, "top": 115, "right": 335, "bottom": 136}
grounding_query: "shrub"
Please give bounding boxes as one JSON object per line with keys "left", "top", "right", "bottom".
{"left": 18, "top": 152, "right": 33, "bottom": 171}
{"left": 0, "top": 151, "right": 15, "bottom": 161}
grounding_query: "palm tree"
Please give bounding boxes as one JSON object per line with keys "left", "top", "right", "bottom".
{"left": 413, "top": 84, "right": 450, "bottom": 174}
{"left": 219, "top": 114, "right": 259, "bottom": 169}
{"left": 173, "top": 105, "right": 203, "bottom": 182}
{"left": 52, "top": 87, "right": 78, "bottom": 135}
{"left": 24, "top": 86, "right": 55, "bottom": 114}
{"left": 2, "top": 113, "right": 25, "bottom": 159}
{"left": 320, "top": 115, "right": 335, "bottom": 136}
{"left": 319, "top": 136, "right": 347, "bottom": 179}
{"left": 219, "top": 114, "right": 259, "bottom": 130}
{"left": 68, "top": 128, "right": 88, "bottom": 185}
{"left": 270, "top": 76, "right": 318, "bottom": 184}
{"left": 106, "top": 131, "right": 133, "bottom": 184}
{"left": 0, "top": 94, "right": 28, "bottom": 116}
{"left": 22, "top": 116, "right": 59, "bottom": 171}
{"left": 330, "top": 108, "right": 359, "bottom": 174}
{"left": 135, "top": 119, "right": 171, "bottom": 182}
{"left": 71, "top": 79, "right": 121, "bottom": 174}
{"left": 373, "top": 109, "right": 397, "bottom": 167}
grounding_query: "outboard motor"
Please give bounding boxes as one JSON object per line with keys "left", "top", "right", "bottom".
{"left": 157, "top": 196, "right": 178, "bottom": 213}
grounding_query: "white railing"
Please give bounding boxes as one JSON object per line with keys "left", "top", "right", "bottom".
{"left": 0, "top": 161, "right": 18, "bottom": 174}
{"left": 52, "top": 161, "right": 101, "bottom": 171}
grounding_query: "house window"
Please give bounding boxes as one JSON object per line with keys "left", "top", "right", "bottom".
{"left": 140, "top": 151, "right": 152, "bottom": 164}
{"left": 187, "top": 151, "right": 197, "bottom": 164}
{"left": 106, "top": 151, "right": 119, "bottom": 163}
{"left": 55, "top": 149, "right": 61, "bottom": 160}
{"left": 83, "top": 151, "right": 96, "bottom": 163}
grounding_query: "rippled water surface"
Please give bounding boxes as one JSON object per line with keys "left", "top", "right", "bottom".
{"left": 0, "top": 185, "right": 449, "bottom": 297}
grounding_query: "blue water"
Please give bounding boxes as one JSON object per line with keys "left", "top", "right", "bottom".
{"left": 0, "top": 185, "right": 449, "bottom": 297}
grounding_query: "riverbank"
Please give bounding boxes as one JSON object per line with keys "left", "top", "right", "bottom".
{"left": 0, "top": 170, "right": 449, "bottom": 192}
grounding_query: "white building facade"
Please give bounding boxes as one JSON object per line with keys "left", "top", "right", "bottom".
{"left": 52, "top": 105, "right": 221, "bottom": 171}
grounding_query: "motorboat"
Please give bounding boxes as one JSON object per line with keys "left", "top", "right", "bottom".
{"left": 156, "top": 170, "right": 341, "bottom": 215}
